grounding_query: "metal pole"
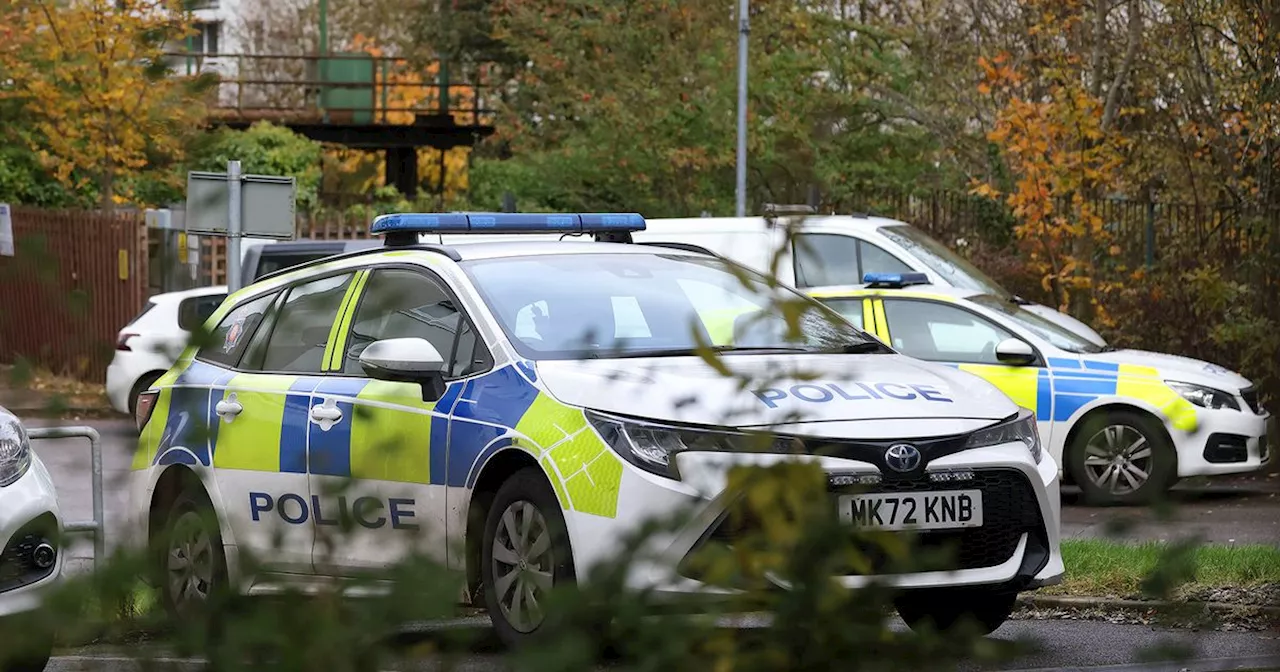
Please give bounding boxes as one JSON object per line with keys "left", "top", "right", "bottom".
{"left": 227, "top": 160, "right": 243, "bottom": 293}
{"left": 735, "top": 0, "right": 749, "bottom": 217}
{"left": 27, "top": 426, "right": 102, "bottom": 571}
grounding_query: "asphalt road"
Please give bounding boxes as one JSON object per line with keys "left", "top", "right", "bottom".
{"left": 41, "top": 617, "right": 1280, "bottom": 671}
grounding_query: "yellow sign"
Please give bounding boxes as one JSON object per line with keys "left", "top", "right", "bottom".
{"left": 118, "top": 249, "right": 128, "bottom": 281}
{"left": 177, "top": 231, "right": 188, "bottom": 263}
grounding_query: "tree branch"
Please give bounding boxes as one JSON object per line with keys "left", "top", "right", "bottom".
{"left": 1101, "top": 0, "right": 1140, "bottom": 131}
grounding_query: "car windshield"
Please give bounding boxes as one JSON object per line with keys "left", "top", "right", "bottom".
{"left": 462, "top": 252, "right": 885, "bottom": 360}
{"left": 969, "top": 295, "right": 1104, "bottom": 354}
{"left": 878, "top": 225, "right": 1008, "bottom": 296}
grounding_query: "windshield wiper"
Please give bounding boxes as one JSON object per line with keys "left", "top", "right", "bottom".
{"left": 1009, "top": 295, "right": 1033, "bottom": 305}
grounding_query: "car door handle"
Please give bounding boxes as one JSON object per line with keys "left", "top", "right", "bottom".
{"left": 310, "top": 399, "right": 343, "bottom": 431}
{"left": 215, "top": 394, "right": 242, "bottom": 423}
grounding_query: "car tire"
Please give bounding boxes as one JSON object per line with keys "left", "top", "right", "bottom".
{"left": 128, "top": 371, "right": 162, "bottom": 418}
{"left": 1067, "top": 409, "right": 1177, "bottom": 506}
{"left": 0, "top": 616, "right": 54, "bottom": 672}
{"left": 894, "top": 588, "right": 1017, "bottom": 637}
{"left": 158, "top": 488, "right": 228, "bottom": 621}
{"left": 480, "top": 466, "right": 576, "bottom": 648}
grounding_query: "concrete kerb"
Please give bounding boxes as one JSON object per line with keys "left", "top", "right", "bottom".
{"left": 1018, "top": 593, "right": 1280, "bottom": 626}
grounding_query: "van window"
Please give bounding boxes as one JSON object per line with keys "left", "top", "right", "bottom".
{"left": 792, "top": 234, "right": 912, "bottom": 287}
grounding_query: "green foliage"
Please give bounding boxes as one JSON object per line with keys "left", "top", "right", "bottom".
{"left": 187, "top": 122, "right": 325, "bottom": 214}
{"left": 0, "top": 144, "right": 92, "bottom": 207}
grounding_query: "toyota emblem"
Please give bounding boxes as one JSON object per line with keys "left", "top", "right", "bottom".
{"left": 884, "top": 443, "right": 922, "bottom": 473}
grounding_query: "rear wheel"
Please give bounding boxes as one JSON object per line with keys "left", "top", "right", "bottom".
{"left": 158, "top": 488, "right": 227, "bottom": 620}
{"left": 894, "top": 588, "right": 1018, "bottom": 637}
{"left": 480, "top": 467, "right": 576, "bottom": 648}
{"left": 1067, "top": 410, "right": 1177, "bottom": 506}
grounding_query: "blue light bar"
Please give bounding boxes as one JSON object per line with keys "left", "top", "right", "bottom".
{"left": 862, "top": 272, "right": 930, "bottom": 288}
{"left": 370, "top": 212, "right": 646, "bottom": 237}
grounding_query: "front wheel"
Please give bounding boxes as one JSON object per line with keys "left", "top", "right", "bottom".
{"left": 1067, "top": 410, "right": 1177, "bottom": 506}
{"left": 158, "top": 489, "right": 227, "bottom": 620}
{"left": 894, "top": 588, "right": 1018, "bottom": 637}
{"left": 480, "top": 467, "right": 576, "bottom": 648}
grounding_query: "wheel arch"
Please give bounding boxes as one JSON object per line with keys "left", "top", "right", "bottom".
{"left": 127, "top": 369, "right": 167, "bottom": 415}
{"left": 1059, "top": 401, "right": 1177, "bottom": 485}
{"left": 147, "top": 464, "right": 236, "bottom": 580}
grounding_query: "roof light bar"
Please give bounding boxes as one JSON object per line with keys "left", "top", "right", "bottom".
{"left": 369, "top": 212, "right": 647, "bottom": 238}
{"left": 862, "top": 272, "right": 931, "bottom": 288}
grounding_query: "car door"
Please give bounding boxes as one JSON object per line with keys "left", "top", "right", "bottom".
{"left": 876, "top": 297, "right": 1054, "bottom": 442}
{"left": 312, "top": 265, "right": 493, "bottom": 575}
{"left": 194, "top": 286, "right": 322, "bottom": 575}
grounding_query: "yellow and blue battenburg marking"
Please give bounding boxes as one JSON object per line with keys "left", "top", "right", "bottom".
{"left": 951, "top": 357, "right": 1198, "bottom": 431}
{"left": 139, "top": 358, "right": 626, "bottom": 519}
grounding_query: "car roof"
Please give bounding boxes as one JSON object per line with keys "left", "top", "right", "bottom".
{"left": 148, "top": 285, "right": 229, "bottom": 303}
{"left": 437, "top": 239, "right": 708, "bottom": 261}
{"left": 641, "top": 214, "right": 907, "bottom": 235}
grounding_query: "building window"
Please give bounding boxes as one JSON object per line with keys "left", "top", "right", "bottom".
{"left": 188, "top": 21, "right": 221, "bottom": 54}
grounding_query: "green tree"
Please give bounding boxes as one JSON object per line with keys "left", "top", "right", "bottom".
{"left": 186, "top": 122, "right": 325, "bottom": 213}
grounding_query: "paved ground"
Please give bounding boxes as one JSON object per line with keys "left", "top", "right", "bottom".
{"left": 41, "top": 617, "right": 1280, "bottom": 671}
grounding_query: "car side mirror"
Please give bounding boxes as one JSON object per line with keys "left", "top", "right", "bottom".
{"left": 995, "top": 338, "right": 1036, "bottom": 366}
{"left": 358, "top": 337, "right": 448, "bottom": 401}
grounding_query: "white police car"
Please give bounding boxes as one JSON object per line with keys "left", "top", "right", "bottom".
{"left": 0, "top": 406, "right": 63, "bottom": 671}
{"left": 809, "top": 276, "right": 1275, "bottom": 505}
{"left": 125, "top": 213, "right": 1064, "bottom": 645}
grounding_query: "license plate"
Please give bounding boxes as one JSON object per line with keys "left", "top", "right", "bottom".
{"left": 838, "top": 489, "right": 983, "bottom": 531}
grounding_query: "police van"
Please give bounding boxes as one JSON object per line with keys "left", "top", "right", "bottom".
{"left": 126, "top": 213, "right": 1064, "bottom": 645}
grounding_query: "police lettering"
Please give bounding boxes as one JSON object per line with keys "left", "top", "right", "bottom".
{"left": 752, "top": 382, "right": 953, "bottom": 408}
{"left": 249, "top": 492, "right": 418, "bottom": 530}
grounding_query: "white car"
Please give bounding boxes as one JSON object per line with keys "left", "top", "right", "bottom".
{"left": 807, "top": 276, "right": 1275, "bottom": 505}
{"left": 106, "top": 286, "right": 229, "bottom": 416}
{"left": 626, "top": 212, "right": 1108, "bottom": 347}
{"left": 125, "top": 212, "right": 1063, "bottom": 646}
{"left": 0, "top": 406, "right": 63, "bottom": 671}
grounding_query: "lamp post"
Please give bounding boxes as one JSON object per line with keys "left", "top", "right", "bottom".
{"left": 735, "top": 0, "right": 749, "bottom": 217}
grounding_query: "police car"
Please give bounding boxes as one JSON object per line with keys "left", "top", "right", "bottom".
{"left": 0, "top": 406, "right": 63, "bottom": 671}
{"left": 808, "top": 275, "right": 1275, "bottom": 505}
{"left": 126, "top": 213, "right": 1064, "bottom": 645}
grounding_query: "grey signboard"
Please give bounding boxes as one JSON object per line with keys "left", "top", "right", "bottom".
{"left": 185, "top": 171, "right": 297, "bottom": 239}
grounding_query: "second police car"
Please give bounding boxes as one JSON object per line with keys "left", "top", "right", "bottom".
{"left": 125, "top": 213, "right": 1063, "bottom": 645}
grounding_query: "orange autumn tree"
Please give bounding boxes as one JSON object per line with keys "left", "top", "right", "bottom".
{"left": 0, "top": 0, "right": 212, "bottom": 209}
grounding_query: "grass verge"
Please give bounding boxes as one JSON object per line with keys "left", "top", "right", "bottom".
{"left": 1047, "top": 539, "right": 1280, "bottom": 601}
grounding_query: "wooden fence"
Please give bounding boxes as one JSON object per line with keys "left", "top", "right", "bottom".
{"left": 0, "top": 208, "right": 149, "bottom": 382}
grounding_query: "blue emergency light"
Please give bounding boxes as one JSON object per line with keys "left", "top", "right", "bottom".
{"left": 862, "top": 272, "right": 930, "bottom": 288}
{"left": 370, "top": 212, "right": 647, "bottom": 237}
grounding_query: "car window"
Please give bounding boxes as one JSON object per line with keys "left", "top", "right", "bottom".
{"left": 814, "top": 298, "right": 865, "bottom": 330}
{"left": 197, "top": 291, "right": 279, "bottom": 368}
{"left": 858, "top": 241, "right": 913, "bottom": 275}
{"left": 881, "top": 299, "right": 1016, "bottom": 365}
{"left": 969, "top": 295, "right": 1102, "bottom": 354}
{"left": 463, "top": 252, "right": 881, "bottom": 360}
{"left": 342, "top": 268, "right": 489, "bottom": 377}
{"left": 792, "top": 233, "right": 861, "bottom": 287}
{"left": 259, "top": 273, "right": 357, "bottom": 373}
{"left": 178, "top": 294, "right": 227, "bottom": 331}
{"left": 126, "top": 301, "right": 157, "bottom": 327}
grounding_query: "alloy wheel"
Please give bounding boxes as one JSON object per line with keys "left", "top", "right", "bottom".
{"left": 1082, "top": 424, "right": 1153, "bottom": 495}
{"left": 490, "top": 500, "right": 555, "bottom": 633}
{"left": 168, "top": 510, "right": 214, "bottom": 610}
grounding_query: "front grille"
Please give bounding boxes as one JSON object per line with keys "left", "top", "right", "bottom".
{"left": 693, "top": 468, "right": 1042, "bottom": 577}
{"left": 1241, "top": 386, "right": 1263, "bottom": 415}
{"left": 0, "top": 514, "right": 58, "bottom": 593}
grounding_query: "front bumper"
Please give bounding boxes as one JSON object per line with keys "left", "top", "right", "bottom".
{"left": 564, "top": 441, "right": 1063, "bottom": 601}
{"left": 0, "top": 459, "right": 64, "bottom": 618}
{"left": 1173, "top": 408, "right": 1274, "bottom": 478}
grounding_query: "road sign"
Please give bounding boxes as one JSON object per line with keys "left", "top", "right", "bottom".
{"left": 185, "top": 170, "right": 297, "bottom": 240}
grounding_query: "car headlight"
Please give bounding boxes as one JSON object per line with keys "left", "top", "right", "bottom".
{"left": 964, "top": 407, "right": 1042, "bottom": 463}
{"left": 1166, "top": 381, "right": 1240, "bottom": 411}
{"left": 0, "top": 418, "right": 33, "bottom": 487}
{"left": 585, "top": 410, "right": 790, "bottom": 481}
